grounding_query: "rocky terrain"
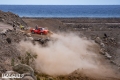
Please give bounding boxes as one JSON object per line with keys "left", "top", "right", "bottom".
{"left": 0, "top": 10, "right": 27, "bottom": 27}
{"left": 0, "top": 10, "right": 120, "bottom": 80}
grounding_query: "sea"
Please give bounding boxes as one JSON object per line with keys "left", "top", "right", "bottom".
{"left": 0, "top": 5, "right": 120, "bottom": 18}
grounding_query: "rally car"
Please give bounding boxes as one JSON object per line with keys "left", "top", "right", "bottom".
{"left": 30, "top": 27, "right": 49, "bottom": 35}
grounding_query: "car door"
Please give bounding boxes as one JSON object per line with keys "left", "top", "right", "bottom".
{"left": 36, "top": 28, "right": 40, "bottom": 34}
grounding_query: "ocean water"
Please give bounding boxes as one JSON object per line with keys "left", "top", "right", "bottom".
{"left": 0, "top": 5, "right": 120, "bottom": 18}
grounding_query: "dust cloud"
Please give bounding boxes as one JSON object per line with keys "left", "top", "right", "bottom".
{"left": 19, "top": 33, "right": 118, "bottom": 78}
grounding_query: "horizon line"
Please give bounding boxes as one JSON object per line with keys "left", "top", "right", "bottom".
{"left": 0, "top": 4, "right": 120, "bottom": 5}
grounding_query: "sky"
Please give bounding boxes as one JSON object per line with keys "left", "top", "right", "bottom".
{"left": 0, "top": 0, "right": 120, "bottom": 5}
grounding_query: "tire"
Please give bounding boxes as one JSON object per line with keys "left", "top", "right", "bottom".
{"left": 31, "top": 31, "right": 35, "bottom": 34}
{"left": 40, "top": 33, "right": 43, "bottom": 35}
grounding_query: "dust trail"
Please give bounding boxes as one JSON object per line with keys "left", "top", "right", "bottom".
{"left": 19, "top": 33, "right": 118, "bottom": 78}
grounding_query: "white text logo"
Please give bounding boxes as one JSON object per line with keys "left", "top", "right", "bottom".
{"left": 2, "top": 73, "right": 24, "bottom": 78}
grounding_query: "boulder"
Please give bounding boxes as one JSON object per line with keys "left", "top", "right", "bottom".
{"left": 13, "top": 64, "right": 36, "bottom": 80}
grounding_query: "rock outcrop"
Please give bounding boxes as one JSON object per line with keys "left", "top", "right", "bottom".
{"left": 0, "top": 10, "right": 27, "bottom": 27}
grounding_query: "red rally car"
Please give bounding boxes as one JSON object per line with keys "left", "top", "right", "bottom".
{"left": 30, "top": 27, "right": 49, "bottom": 35}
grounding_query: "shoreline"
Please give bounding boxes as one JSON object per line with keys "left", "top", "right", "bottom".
{"left": 22, "top": 17, "right": 120, "bottom": 19}
{"left": 22, "top": 17, "right": 120, "bottom": 24}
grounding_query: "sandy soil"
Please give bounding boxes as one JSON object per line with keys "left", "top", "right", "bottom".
{"left": 0, "top": 22, "right": 12, "bottom": 30}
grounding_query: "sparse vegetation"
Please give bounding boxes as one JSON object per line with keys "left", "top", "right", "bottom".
{"left": 11, "top": 58, "right": 14, "bottom": 66}
{"left": 20, "top": 52, "right": 37, "bottom": 65}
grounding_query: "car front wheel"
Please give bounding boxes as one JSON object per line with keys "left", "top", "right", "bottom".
{"left": 40, "top": 33, "right": 43, "bottom": 35}
{"left": 31, "top": 31, "right": 35, "bottom": 34}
